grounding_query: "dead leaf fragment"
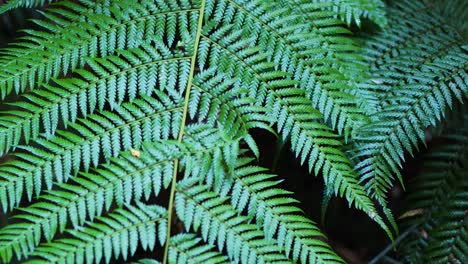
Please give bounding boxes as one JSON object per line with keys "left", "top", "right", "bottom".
{"left": 420, "top": 229, "right": 428, "bottom": 239}
{"left": 130, "top": 148, "right": 141, "bottom": 158}
{"left": 399, "top": 208, "right": 425, "bottom": 219}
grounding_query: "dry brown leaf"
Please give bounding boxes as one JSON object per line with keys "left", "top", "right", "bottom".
{"left": 398, "top": 208, "right": 425, "bottom": 219}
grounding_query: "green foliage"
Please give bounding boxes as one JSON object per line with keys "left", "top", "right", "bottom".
{"left": 394, "top": 112, "right": 468, "bottom": 263}
{"left": 0, "top": 0, "right": 466, "bottom": 263}
{"left": 0, "top": 92, "right": 183, "bottom": 210}
{"left": 354, "top": 0, "right": 467, "bottom": 207}
{"left": 426, "top": 0, "right": 468, "bottom": 39}
{"left": 0, "top": 0, "right": 55, "bottom": 14}
{"left": 26, "top": 203, "right": 168, "bottom": 263}
{"left": 218, "top": 157, "right": 346, "bottom": 263}
{"left": 312, "top": 0, "right": 387, "bottom": 28}
{"left": 176, "top": 178, "right": 293, "bottom": 263}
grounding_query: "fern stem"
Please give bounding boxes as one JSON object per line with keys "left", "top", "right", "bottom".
{"left": 368, "top": 224, "right": 418, "bottom": 264}
{"left": 162, "top": 1, "right": 206, "bottom": 263}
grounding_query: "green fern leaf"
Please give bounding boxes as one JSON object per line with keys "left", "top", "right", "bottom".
{"left": 24, "top": 203, "right": 167, "bottom": 264}
{"left": 187, "top": 15, "right": 384, "bottom": 229}
{"left": 396, "top": 113, "right": 468, "bottom": 263}
{"left": 0, "top": 0, "right": 55, "bottom": 14}
{"left": 0, "top": 41, "right": 190, "bottom": 155}
{"left": 0, "top": 0, "right": 199, "bottom": 99}
{"left": 311, "top": 0, "right": 387, "bottom": 28}
{"left": 220, "top": 157, "right": 346, "bottom": 263}
{"left": 2, "top": 0, "right": 466, "bottom": 263}
{"left": 0, "top": 92, "right": 182, "bottom": 211}
{"left": 0, "top": 130, "right": 235, "bottom": 263}
{"left": 176, "top": 178, "right": 292, "bottom": 264}
{"left": 353, "top": 0, "right": 468, "bottom": 205}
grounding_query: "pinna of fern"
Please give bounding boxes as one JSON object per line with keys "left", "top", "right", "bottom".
{"left": 24, "top": 203, "right": 168, "bottom": 264}
{"left": 0, "top": 0, "right": 56, "bottom": 14}
{"left": 311, "top": 0, "right": 387, "bottom": 28}
{"left": 0, "top": 91, "right": 184, "bottom": 211}
{"left": 0, "top": 0, "right": 199, "bottom": 99}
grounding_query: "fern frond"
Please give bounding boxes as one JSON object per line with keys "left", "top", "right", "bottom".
{"left": 0, "top": 0, "right": 55, "bottom": 14}
{"left": 25, "top": 203, "right": 167, "bottom": 264}
{"left": 0, "top": 41, "right": 189, "bottom": 155}
{"left": 0, "top": 131, "right": 234, "bottom": 263}
{"left": 196, "top": 28, "right": 391, "bottom": 235}
{"left": 0, "top": 0, "right": 199, "bottom": 99}
{"left": 168, "top": 233, "right": 229, "bottom": 264}
{"left": 204, "top": 0, "right": 371, "bottom": 137}
{"left": 358, "top": 0, "right": 466, "bottom": 111}
{"left": 0, "top": 141, "right": 176, "bottom": 262}
{"left": 175, "top": 179, "right": 292, "bottom": 264}
{"left": 353, "top": 0, "right": 468, "bottom": 204}
{"left": 5, "top": 0, "right": 467, "bottom": 263}
{"left": 396, "top": 114, "right": 468, "bottom": 263}
{"left": 311, "top": 0, "right": 387, "bottom": 28}
{"left": 193, "top": 16, "right": 390, "bottom": 236}
{"left": 399, "top": 166, "right": 467, "bottom": 263}
{"left": 219, "top": 157, "right": 346, "bottom": 263}
{"left": 0, "top": 92, "right": 182, "bottom": 212}
{"left": 426, "top": 0, "right": 468, "bottom": 38}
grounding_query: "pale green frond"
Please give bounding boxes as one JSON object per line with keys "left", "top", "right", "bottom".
{"left": 0, "top": 130, "right": 234, "bottom": 263}
{"left": 0, "top": 0, "right": 55, "bottom": 14}
{"left": 175, "top": 178, "right": 293, "bottom": 264}
{"left": 220, "top": 157, "right": 346, "bottom": 263}
{"left": 1, "top": 0, "right": 467, "bottom": 263}
{"left": 203, "top": 0, "right": 370, "bottom": 137}
{"left": 0, "top": 0, "right": 200, "bottom": 99}
{"left": 0, "top": 92, "right": 182, "bottom": 212}
{"left": 197, "top": 29, "right": 391, "bottom": 235}
{"left": 179, "top": 123, "right": 248, "bottom": 192}
{"left": 24, "top": 203, "right": 167, "bottom": 264}
{"left": 190, "top": 68, "right": 271, "bottom": 141}
{"left": 0, "top": 141, "right": 177, "bottom": 263}
{"left": 0, "top": 41, "right": 190, "bottom": 156}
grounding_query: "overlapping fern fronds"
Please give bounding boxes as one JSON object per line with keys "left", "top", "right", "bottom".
{"left": 0, "top": 0, "right": 55, "bottom": 14}
{"left": 391, "top": 111, "right": 468, "bottom": 263}
{"left": 312, "top": 0, "right": 387, "bottom": 28}
{"left": 353, "top": 0, "right": 468, "bottom": 207}
{"left": 426, "top": 0, "right": 468, "bottom": 38}
{"left": 0, "top": 0, "right": 375, "bottom": 262}
{"left": 0, "top": 0, "right": 466, "bottom": 263}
